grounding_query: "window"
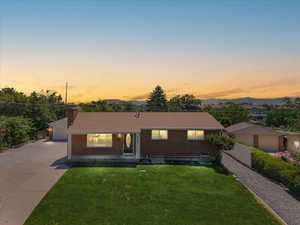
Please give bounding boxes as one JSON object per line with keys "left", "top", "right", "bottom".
{"left": 187, "top": 130, "right": 204, "bottom": 140}
{"left": 87, "top": 134, "right": 112, "bottom": 147}
{"left": 151, "top": 130, "right": 168, "bottom": 140}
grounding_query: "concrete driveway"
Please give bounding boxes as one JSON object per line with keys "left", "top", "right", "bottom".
{"left": 0, "top": 140, "right": 68, "bottom": 225}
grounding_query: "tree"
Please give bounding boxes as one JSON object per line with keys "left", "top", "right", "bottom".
{"left": 202, "top": 104, "right": 250, "bottom": 127}
{"left": 79, "top": 100, "right": 114, "bottom": 112}
{"left": 0, "top": 116, "right": 32, "bottom": 147}
{"left": 0, "top": 88, "right": 65, "bottom": 138}
{"left": 265, "top": 108, "right": 299, "bottom": 130}
{"left": 123, "top": 103, "right": 138, "bottom": 112}
{"left": 168, "top": 94, "right": 201, "bottom": 112}
{"left": 146, "top": 85, "right": 167, "bottom": 111}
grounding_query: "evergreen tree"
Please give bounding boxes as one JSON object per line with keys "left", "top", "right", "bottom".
{"left": 146, "top": 85, "right": 167, "bottom": 111}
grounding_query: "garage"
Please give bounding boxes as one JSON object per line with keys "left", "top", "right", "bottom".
{"left": 48, "top": 118, "right": 68, "bottom": 141}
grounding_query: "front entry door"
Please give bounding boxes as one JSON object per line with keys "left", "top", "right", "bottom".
{"left": 123, "top": 133, "right": 135, "bottom": 154}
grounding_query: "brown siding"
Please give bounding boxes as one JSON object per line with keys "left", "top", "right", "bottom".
{"left": 72, "top": 134, "right": 123, "bottom": 155}
{"left": 140, "top": 129, "right": 219, "bottom": 157}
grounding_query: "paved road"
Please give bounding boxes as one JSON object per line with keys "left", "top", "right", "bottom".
{"left": 222, "top": 153, "right": 300, "bottom": 225}
{"left": 0, "top": 140, "right": 68, "bottom": 225}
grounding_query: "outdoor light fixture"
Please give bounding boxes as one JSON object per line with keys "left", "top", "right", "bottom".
{"left": 117, "top": 133, "right": 122, "bottom": 139}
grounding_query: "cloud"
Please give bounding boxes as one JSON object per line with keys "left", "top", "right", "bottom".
{"left": 124, "top": 93, "right": 149, "bottom": 101}
{"left": 249, "top": 77, "right": 296, "bottom": 90}
{"left": 70, "top": 92, "right": 86, "bottom": 99}
{"left": 196, "top": 88, "right": 247, "bottom": 99}
{"left": 292, "top": 92, "right": 300, "bottom": 97}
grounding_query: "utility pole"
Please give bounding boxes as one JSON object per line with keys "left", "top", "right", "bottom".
{"left": 65, "top": 81, "right": 68, "bottom": 104}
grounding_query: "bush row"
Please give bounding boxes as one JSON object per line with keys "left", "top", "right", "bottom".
{"left": 252, "top": 148, "right": 300, "bottom": 195}
{"left": 0, "top": 116, "right": 32, "bottom": 150}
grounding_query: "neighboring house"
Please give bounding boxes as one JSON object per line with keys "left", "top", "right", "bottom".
{"left": 48, "top": 118, "right": 68, "bottom": 141}
{"left": 226, "top": 122, "right": 300, "bottom": 154}
{"left": 67, "top": 108, "right": 224, "bottom": 163}
{"left": 277, "top": 131, "right": 300, "bottom": 154}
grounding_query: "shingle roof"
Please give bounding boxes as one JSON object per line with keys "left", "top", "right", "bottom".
{"left": 225, "top": 122, "right": 253, "bottom": 133}
{"left": 226, "top": 122, "right": 281, "bottom": 136}
{"left": 49, "top": 117, "right": 67, "bottom": 126}
{"left": 69, "top": 112, "right": 224, "bottom": 132}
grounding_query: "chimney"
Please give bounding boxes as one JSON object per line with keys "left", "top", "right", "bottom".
{"left": 66, "top": 106, "right": 80, "bottom": 127}
{"left": 134, "top": 111, "right": 141, "bottom": 118}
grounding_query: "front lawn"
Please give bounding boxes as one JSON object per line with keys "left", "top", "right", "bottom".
{"left": 24, "top": 165, "right": 281, "bottom": 225}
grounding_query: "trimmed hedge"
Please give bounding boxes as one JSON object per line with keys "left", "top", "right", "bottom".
{"left": 252, "top": 148, "right": 300, "bottom": 195}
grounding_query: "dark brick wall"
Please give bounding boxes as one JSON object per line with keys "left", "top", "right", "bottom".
{"left": 71, "top": 134, "right": 123, "bottom": 155}
{"left": 140, "top": 129, "right": 219, "bottom": 156}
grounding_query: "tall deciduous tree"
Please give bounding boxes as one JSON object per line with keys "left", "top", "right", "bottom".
{"left": 168, "top": 94, "right": 201, "bottom": 111}
{"left": 146, "top": 85, "right": 167, "bottom": 111}
{"left": 265, "top": 98, "right": 300, "bottom": 131}
{"left": 202, "top": 104, "right": 250, "bottom": 127}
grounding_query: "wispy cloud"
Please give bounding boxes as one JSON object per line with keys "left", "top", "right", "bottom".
{"left": 124, "top": 93, "right": 149, "bottom": 101}
{"left": 292, "top": 92, "right": 300, "bottom": 97}
{"left": 248, "top": 78, "right": 294, "bottom": 90}
{"left": 196, "top": 88, "right": 247, "bottom": 99}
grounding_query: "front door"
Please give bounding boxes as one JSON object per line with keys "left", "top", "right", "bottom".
{"left": 123, "top": 133, "right": 135, "bottom": 154}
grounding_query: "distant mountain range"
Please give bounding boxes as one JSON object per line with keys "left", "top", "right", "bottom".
{"left": 201, "top": 97, "right": 289, "bottom": 106}
{"left": 104, "top": 97, "right": 292, "bottom": 106}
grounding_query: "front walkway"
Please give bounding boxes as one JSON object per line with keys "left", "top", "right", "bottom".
{"left": 0, "top": 140, "right": 68, "bottom": 225}
{"left": 222, "top": 153, "right": 300, "bottom": 225}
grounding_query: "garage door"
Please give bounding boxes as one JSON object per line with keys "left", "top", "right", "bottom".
{"left": 53, "top": 127, "right": 68, "bottom": 141}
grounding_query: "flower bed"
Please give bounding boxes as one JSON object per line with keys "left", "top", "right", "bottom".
{"left": 274, "top": 151, "right": 300, "bottom": 166}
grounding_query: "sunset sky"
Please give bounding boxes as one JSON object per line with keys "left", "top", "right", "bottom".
{"left": 1, "top": 1, "right": 300, "bottom": 102}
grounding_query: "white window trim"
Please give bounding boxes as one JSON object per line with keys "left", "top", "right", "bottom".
{"left": 86, "top": 133, "right": 113, "bottom": 148}
{"left": 151, "top": 130, "right": 168, "bottom": 140}
{"left": 187, "top": 130, "right": 205, "bottom": 141}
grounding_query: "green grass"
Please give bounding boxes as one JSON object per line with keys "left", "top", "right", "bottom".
{"left": 24, "top": 165, "right": 281, "bottom": 225}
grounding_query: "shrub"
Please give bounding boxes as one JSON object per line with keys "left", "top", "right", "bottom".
{"left": 0, "top": 116, "right": 32, "bottom": 148}
{"left": 280, "top": 169, "right": 298, "bottom": 187}
{"left": 291, "top": 175, "right": 300, "bottom": 194}
{"left": 205, "top": 135, "right": 234, "bottom": 151}
{"left": 251, "top": 147, "right": 300, "bottom": 195}
{"left": 205, "top": 135, "right": 234, "bottom": 165}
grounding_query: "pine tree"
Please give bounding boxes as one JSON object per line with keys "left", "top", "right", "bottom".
{"left": 146, "top": 85, "right": 167, "bottom": 111}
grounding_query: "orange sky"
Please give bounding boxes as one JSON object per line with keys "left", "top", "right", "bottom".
{"left": 1, "top": 1, "right": 300, "bottom": 102}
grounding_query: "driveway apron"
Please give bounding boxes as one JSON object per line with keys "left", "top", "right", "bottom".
{"left": 0, "top": 140, "right": 68, "bottom": 225}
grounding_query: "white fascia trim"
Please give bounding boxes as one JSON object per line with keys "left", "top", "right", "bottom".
{"left": 141, "top": 127, "right": 223, "bottom": 130}
{"left": 69, "top": 130, "right": 140, "bottom": 135}
{"left": 68, "top": 128, "right": 223, "bottom": 135}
